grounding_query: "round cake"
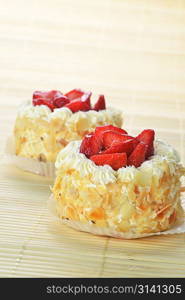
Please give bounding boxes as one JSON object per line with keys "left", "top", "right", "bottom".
{"left": 52, "top": 125, "right": 185, "bottom": 238}
{"left": 14, "top": 89, "right": 122, "bottom": 162}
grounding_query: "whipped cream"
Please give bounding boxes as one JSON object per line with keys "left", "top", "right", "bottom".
{"left": 17, "top": 101, "right": 122, "bottom": 130}
{"left": 55, "top": 139, "right": 183, "bottom": 185}
{"left": 18, "top": 102, "right": 51, "bottom": 120}
{"left": 154, "top": 139, "right": 180, "bottom": 162}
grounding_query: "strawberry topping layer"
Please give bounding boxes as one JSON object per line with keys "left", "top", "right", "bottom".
{"left": 80, "top": 125, "right": 155, "bottom": 170}
{"left": 32, "top": 89, "right": 106, "bottom": 113}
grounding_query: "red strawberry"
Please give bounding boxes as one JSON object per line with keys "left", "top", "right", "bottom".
{"left": 65, "top": 99, "right": 90, "bottom": 113}
{"left": 64, "top": 89, "right": 85, "bottom": 101}
{"left": 93, "top": 95, "right": 106, "bottom": 111}
{"left": 81, "top": 92, "right": 92, "bottom": 108}
{"left": 132, "top": 137, "right": 140, "bottom": 149}
{"left": 136, "top": 129, "right": 155, "bottom": 158}
{"left": 33, "top": 90, "right": 62, "bottom": 100}
{"left": 90, "top": 153, "right": 127, "bottom": 170}
{"left": 33, "top": 91, "right": 46, "bottom": 99}
{"left": 103, "top": 131, "right": 134, "bottom": 149}
{"left": 128, "top": 142, "right": 148, "bottom": 167}
{"left": 101, "top": 139, "right": 135, "bottom": 155}
{"left": 32, "top": 90, "right": 63, "bottom": 110}
{"left": 80, "top": 133, "right": 102, "bottom": 158}
{"left": 64, "top": 89, "right": 92, "bottom": 112}
{"left": 53, "top": 95, "right": 70, "bottom": 108}
{"left": 32, "top": 98, "right": 55, "bottom": 111}
{"left": 95, "top": 125, "right": 127, "bottom": 143}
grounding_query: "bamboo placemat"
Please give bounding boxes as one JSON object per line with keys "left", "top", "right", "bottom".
{"left": 0, "top": 0, "right": 185, "bottom": 277}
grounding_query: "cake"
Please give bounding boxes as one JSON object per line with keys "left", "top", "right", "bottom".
{"left": 14, "top": 89, "right": 122, "bottom": 162}
{"left": 52, "top": 125, "right": 185, "bottom": 238}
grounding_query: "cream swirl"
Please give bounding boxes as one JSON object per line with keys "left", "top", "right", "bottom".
{"left": 17, "top": 101, "right": 51, "bottom": 120}
{"left": 17, "top": 101, "right": 122, "bottom": 129}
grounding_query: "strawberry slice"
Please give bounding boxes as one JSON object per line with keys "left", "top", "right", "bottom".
{"left": 93, "top": 95, "right": 106, "bottom": 111}
{"left": 33, "top": 90, "right": 62, "bottom": 100}
{"left": 128, "top": 142, "right": 148, "bottom": 167}
{"left": 65, "top": 99, "right": 91, "bottom": 113}
{"left": 103, "top": 131, "right": 134, "bottom": 149}
{"left": 95, "top": 125, "right": 128, "bottom": 143}
{"left": 80, "top": 133, "right": 102, "bottom": 158}
{"left": 81, "top": 92, "right": 92, "bottom": 110}
{"left": 90, "top": 153, "right": 127, "bottom": 170}
{"left": 64, "top": 89, "right": 85, "bottom": 101}
{"left": 32, "top": 90, "right": 63, "bottom": 110}
{"left": 32, "top": 98, "right": 55, "bottom": 111}
{"left": 53, "top": 95, "right": 70, "bottom": 108}
{"left": 64, "top": 89, "right": 92, "bottom": 111}
{"left": 136, "top": 129, "right": 155, "bottom": 158}
{"left": 101, "top": 139, "right": 135, "bottom": 155}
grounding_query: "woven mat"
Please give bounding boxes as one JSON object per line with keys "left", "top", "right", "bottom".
{"left": 0, "top": 0, "right": 185, "bottom": 277}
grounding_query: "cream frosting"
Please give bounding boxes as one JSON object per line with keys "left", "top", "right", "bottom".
{"left": 55, "top": 139, "right": 183, "bottom": 185}
{"left": 17, "top": 101, "right": 122, "bottom": 129}
{"left": 18, "top": 102, "right": 51, "bottom": 120}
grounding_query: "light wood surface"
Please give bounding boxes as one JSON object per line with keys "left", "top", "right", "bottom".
{"left": 0, "top": 0, "right": 185, "bottom": 277}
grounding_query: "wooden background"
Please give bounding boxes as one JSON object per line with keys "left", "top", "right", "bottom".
{"left": 0, "top": 0, "right": 185, "bottom": 277}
